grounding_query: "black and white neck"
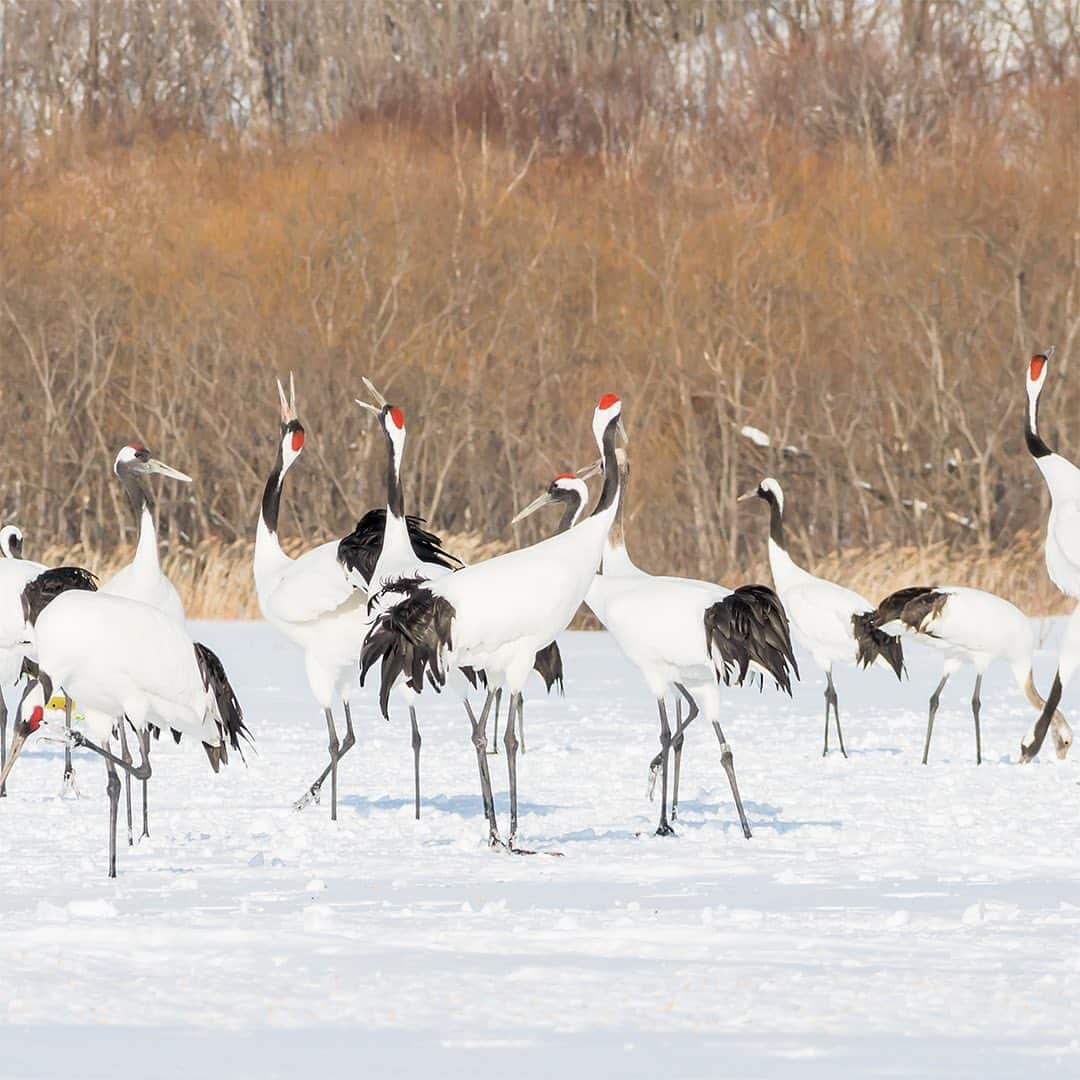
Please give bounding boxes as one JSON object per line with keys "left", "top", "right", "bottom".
{"left": 590, "top": 395, "right": 624, "bottom": 520}
{"left": 259, "top": 420, "right": 305, "bottom": 540}
{"left": 380, "top": 405, "right": 408, "bottom": 524}
{"left": 599, "top": 450, "right": 636, "bottom": 576}
{"left": 1025, "top": 352, "right": 1052, "bottom": 460}
{"left": 0, "top": 524, "right": 24, "bottom": 559}
{"left": 750, "top": 477, "right": 808, "bottom": 592}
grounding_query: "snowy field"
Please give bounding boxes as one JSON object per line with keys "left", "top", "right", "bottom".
{"left": 2, "top": 620, "right": 1079, "bottom": 1079}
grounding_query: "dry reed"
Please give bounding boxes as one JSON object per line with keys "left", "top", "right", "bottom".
{"left": 30, "top": 528, "right": 1068, "bottom": 622}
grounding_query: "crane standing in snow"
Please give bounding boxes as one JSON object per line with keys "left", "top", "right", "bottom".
{"left": 741, "top": 478, "right": 905, "bottom": 757}
{"left": 98, "top": 443, "right": 192, "bottom": 839}
{"left": 0, "top": 525, "right": 47, "bottom": 798}
{"left": 361, "top": 394, "right": 626, "bottom": 850}
{"left": 344, "top": 380, "right": 461, "bottom": 819}
{"left": 527, "top": 450, "right": 798, "bottom": 838}
{"left": 1023, "top": 349, "right": 1080, "bottom": 761}
{"left": 2, "top": 567, "right": 249, "bottom": 878}
{"left": 867, "top": 585, "right": 1071, "bottom": 764}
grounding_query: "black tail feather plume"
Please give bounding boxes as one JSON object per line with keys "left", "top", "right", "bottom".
{"left": 705, "top": 584, "right": 799, "bottom": 694}
{"left": 359, "top": 578, "right": 454, "bottom": 718}
{"left": 194, "top": 642, "right": 251, "bottom": 768}
{"left": 459, "top": 666, "right": 488, "bottom": 691}
{"left": 533, "top": 641, "right": 564, "bottom": 695}
{"left": 337, "top": 508, "right": 461, "bottom": 586}
{"left": 851, "top": 612, "right": 906, "bottom": 679}
{"left": 21, "top": 567, "right": 98, "bottom": 626}
{"left": 857, "top": 584, "right": 948, "bottom": 680}
{"left": 870, "top": 586, "right": 948, "bottom": 638}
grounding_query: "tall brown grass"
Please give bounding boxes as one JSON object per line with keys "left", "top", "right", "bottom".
{"left": 1, "top": 3, "right": 1078, "bottom": 618}
{"left": 33, "top": 529, "right": 1068, "bottom": 622}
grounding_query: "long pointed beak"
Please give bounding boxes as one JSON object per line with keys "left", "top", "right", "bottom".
{"left": 354, "top": 398, "right": 381, "bottom": 415}
{"left": 276, "top": 377, "right": 293, "bottom": 424}
{"left": 146, "top": 458, "right": 192, "bottom": 483}
{"left": 0, "top": 729, "right": 27, "bottom": 788}
{"left": 617, "top": 419, "right": 628, "bottom": 444}
{"left": 361, "top": 376, "right": 388, "bottom": 409}
{"left": 576, "top": 459, "right": 603, "bottom": 480}
{"left": 736, "top": 489, "right": 758, "bottom": 502}
{"left": 511, "top": 492, "right": 557, "bottom": 525}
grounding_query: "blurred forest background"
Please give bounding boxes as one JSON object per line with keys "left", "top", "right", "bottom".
{"left": 1, "top": 0, "right": 1079, "bottom": 617}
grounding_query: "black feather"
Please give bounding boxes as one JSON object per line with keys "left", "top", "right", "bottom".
{"left": 21, "top": 566, "right": 98, "bottom": 626}
{"left": 532, "top": 641, "right": 564, "bottom": 695}
{"left": 704, "top": 584, "right": 799, "bottom": 694}
{"left": 459, "top": 666, "right": 488, "bottom": 691}
{"left": 193, "top": 641, "right": 251, "bottom": 770}
{"left": 359, "top": 577, "right": 455, "bottom": 718}
{"left": 871, "top": 586, "right": 948, "bottom": 637}
{"left": 337, "top": 509, "right": 461, "bottom": 585}
{"left": 851, "top": 612, "right": 906, "bottom": 678}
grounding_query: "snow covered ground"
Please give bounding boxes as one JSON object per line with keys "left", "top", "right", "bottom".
{"left": 1, "top": 620, "right": 1079, "bottom": 1078}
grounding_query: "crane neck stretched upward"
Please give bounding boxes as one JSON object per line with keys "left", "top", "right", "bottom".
{"left": 383, "top": 419, "right": 405, "bottom": 522}
{"left": 1026, "top": 376, "right": 1051, "bottom": 460}
{"left": 260, "top": 422, "right": 303, "bottom": 538}
{"left": 260, "top": 436, "right": 287, "bottom": 538}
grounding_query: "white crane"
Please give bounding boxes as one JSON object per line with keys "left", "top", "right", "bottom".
{"left": 361, "top": 393, "right": 626, "bottom": 850}
{"left": 97, "top": 443, "right": 191, "bottom": 837}
{"left": 522, "top": 451, "right": 798, "bottom": 839}
{"left": 740, "top": 478, "right": 905, "bottom": 757}
{"left": 346, "top": 381, "right": 461, "bottom": 819}
{"left": 867, "top": 585, "right": 1072, "bottom": 764}
{"left": 481, "top": 474, "right": 589, "bottom": 755}
{"left": 0, "top": 526, "right": 47, "bottom": 797}
{"left": 1023, "top": 348, "right": 1080, "bottom": 760}
{"left": 1, "top": 567, "right": 249, "bottom": 877}
{"left": 255, "top": 376, "right": 459, "bottom": 820}
{"left": 100, "top": 443, "right": 191, "bottom": 621}
{"left": 254, "top": 376, "right": 370, "bottom": 822}
{"left": 1025, "top": 348, "right": 1080, "bottom": 598}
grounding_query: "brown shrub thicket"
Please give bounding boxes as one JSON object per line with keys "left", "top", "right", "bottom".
{"left": 1, "top": 1, "right": 1079, "bottom": 618}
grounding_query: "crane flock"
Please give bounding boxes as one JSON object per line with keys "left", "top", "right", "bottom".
{"left": 0, "top": 354, "right": 1076, "bottom": 875}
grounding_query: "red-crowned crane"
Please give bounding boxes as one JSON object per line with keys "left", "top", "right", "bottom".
{"left": 254, "top": 376, "right": 457, "bottom": 820}
{"left": 97, "top": 443, "right": 192, "bottom": 838}
{"left": 361, "top": 394, "right": 626, "bottom": 850}
{"left": 741, "top": 478, "right": 904, "bottom": 757}
{"left": 0, "top": 526, "right": 47, "bottom": 797}
{"left": 867, "top": 585, "right": 1071, "bottom": 764}
{"left": 3, "top": 567, "right": 249, "bottom": 877}
{"left": 524, "top": 450, "right": 798, "bottom": 838}
{"left": 345, "top": 380, "right": 461, "bottom": 819}
{"left": 1023, "top": 348, "right": 1080, "bottom": 761}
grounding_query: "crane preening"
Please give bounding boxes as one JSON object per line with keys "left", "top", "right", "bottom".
{"left": 1, "top": 567, "right": 250, "bottom": 877}
{"left": 361, "top": 394, "right": 626, "bottom": 851}
{"left": 866, "top": 585, "right": 1072, "bottom": 764}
